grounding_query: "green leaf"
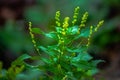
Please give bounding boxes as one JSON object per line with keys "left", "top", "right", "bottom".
{"left": 41, "top": 58, "right": 51, "bottom": 64}
{"left": 66, "top": 48, "right": 81, "bottom": 53}
{"left": 60, "top": 61, "right": 71, "bottom": 71}
{"left": 66, "top": 46, "right": 87, "bottom": 53}
{"left": 16, "top": 54, "right": 31, "bottom": 61}
{"left": 67, "top": 26, "right": 79, "bottom": 35}
{"left": 87, "top": 69, "right": 99, "bottom": 76}
{"left": 12, "top": 54, "right": 32, "bottom": 65}
{"left": 38, "top": 46, "right": 55, "bottom": 56}
{"left": 24, "top": 63, "right": 39, "bottom": 69}
{"left": 56, "top": 27, "right": 62, "bottom": 33}
{"left": 47, "top": 45, "right": 59, "bottom": 52}
{"left": 74, "top": 27, "right": 90, "bottom": 40}
{"left": 31, "top": 28, "right": 44, "bottom": 34}
{"left": 71, "top": 53, "right": 93, "bottom": 70}
{"left": 45, "top": 32, "right": 58, "bottom": 40}
{"left": 91, "top": 60, "right": 104, "bottom": 66}
{"left": 38, "top": 46, "right": 49, "bottom": 53}
{"left": 71, "top": 60, "right": 91, "bottom": 70}
{"left": 79, "top": 53, "right": 93, "bottom": 61}
{"left": 71, "top": 53, "right": 92, "bottom": 63}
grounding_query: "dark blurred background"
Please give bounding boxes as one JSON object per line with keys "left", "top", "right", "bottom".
{"left": 0, "top": 0, "right": 120, "bottom": 80}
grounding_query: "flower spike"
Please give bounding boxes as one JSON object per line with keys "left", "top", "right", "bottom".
{"left": 80, "top": 12, "right": 88, "bottom": 27}
{"left": 55, "top": 11, "right": 61, "bottom": 26}
{"left": 72, "top": 6, "right": 80, "bottom": 25}
{"left": 95, "top": 20, "right": 104, "bottom": 32}
{"left": 86, "top": 26, "right": 93, "bottom": 47}
{"left": 29, "top": 22, "right": 40, "bottom": 54}
{"left": 63, "top": 17, "right": 70, "bottom": 29}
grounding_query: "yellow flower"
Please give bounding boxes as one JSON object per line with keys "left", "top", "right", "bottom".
{"left": 63, "top": 17, "right": 70, "bottom": 28}
{"left": 29, "top": 22, "right": 40, "bottom": 54}
{"left": 80, "top": 12, "right": 88, "bottom": 27}
{"left": 86, "top": 26, "right": 93, "bottom": 47}
{"left": 72, "top": 6, "right": 80, "bottom": 25}
{"left": 55, "top": 11, "right": 61, "bottom": 26}
{"left": 95, "top": 20, "right": 104, "bottom": 32}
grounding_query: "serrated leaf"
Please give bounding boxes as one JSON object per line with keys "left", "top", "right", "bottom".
{"left": 31, "top": 28, "right": 44, "bottom": 34}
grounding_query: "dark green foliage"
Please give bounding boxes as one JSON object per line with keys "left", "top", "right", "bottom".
{"left": 0, "top": 7, "right": 104, "bottom": 80}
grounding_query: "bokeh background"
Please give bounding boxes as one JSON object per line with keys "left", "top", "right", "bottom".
{"left": 0, "top": 0, "right": 120, "bottom": 80}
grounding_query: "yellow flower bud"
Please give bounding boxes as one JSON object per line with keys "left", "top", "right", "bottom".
{"left": 72, "top": 6, "right": 80, "bottom": 25}
{"left": 29, "top": 22, "right": 40, "bottom": 54}
{"left": 63, "top": 17, "right": 70, "bottom": 28}
{"left": 86, "top": 26, "right": 93, "bottom": 47}
{"left": 80, "top": 12, "right": 88, "bottom": 27}
{"left": 55, "top": 11, "right": 61, "bottom": 26}
{"left": 95, "top": 20, "right": 104, "bottom": 32}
